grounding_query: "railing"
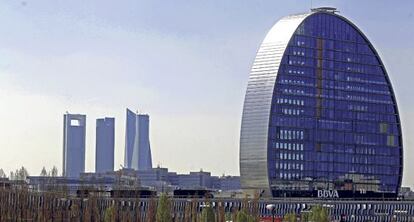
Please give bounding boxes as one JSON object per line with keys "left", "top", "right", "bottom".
{"left": 0, "top": 188, "right": 413, "bottom": 221}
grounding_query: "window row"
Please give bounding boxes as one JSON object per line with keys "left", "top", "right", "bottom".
{"left": 270, "top": 149, "right": 400, "bottom": 165}
{"left": 281, "top": 108, "right": 304, "bottom": 116}
{"left": 270, "top": 127, "right": 400, "bottom": 146}
{"left": 275, "top": 162, "right": 304, "bottom": 171}
{"left": 277, "top": 129, "right": 304, "bottom": 140}
{"left": 312, "top": 130, "right": 399, "bottom": 146}
{"left": 274, "top": 96, "right": 397, "bottom": 115}
{"left": 297, "top": 163, "right": 400, "bottom": 176}
{"left": 288, "top": 46, "right": 379, "bottom": 65}
{"left": 278, "top": 152, "right": 304, "bottom": 161}
{"left": 278, "top": 76, "right": 391, "bottom": 95}
{"left": 316, "top": 143, "right": 397, "bottom": 156}
{"left": 276, "top": 98, "right": 305, "bottom": 106}
{"left": 284, "top": 55, "right": 383, "bottom": 76}
{"left": 287, "top": 53, "right": 382, "bottom": 73}
{"left": 273, "top": 142, "right": 304, "bottom": 151}
{"left": 271, "top": 117, "right": 399, "bottom": 132}
{"left": 281, "top": 66, "right": 388, "bottom": 85}
{"left": 291, "top": 35, "right": 372, "bottom": 54}
{"left": 301, "top": 154, "right": 400, "bottom": 165}
{"left": 279, "top": 172, "right": 301, "bottom": 180}
{"left": 278, "top": 85, "right": 393, "bottom": 105}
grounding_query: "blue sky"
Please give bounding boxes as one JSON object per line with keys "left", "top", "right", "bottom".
{"left": 0, "top": 0, "right": 413, "bottom": 187}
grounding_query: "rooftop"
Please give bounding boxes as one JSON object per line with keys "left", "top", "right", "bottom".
{"left": 311, "top": 7, "right": 339, "bottom": 14}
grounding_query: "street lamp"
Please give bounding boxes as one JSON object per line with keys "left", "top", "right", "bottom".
{"left": 266, "top": 204, "right": 276, "bottom": 222}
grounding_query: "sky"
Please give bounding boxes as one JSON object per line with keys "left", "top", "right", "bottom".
{"left": 0, "top": 0, "right": 413, "bottom": 187}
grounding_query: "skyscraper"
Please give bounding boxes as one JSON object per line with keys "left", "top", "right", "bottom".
{"left": 63, "top": 113, "right": 86, "bottom": 178}
{"left": 95, "top": 117, "right": 115, "bottom": 173}
{"left": 240, "top": 7, "right": 403, "bottom": 198}
{"left": 124, "top": 109, "right": 152, "bottom": 170}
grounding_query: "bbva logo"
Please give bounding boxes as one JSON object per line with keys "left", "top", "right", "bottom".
{"left": 317, "top": 190, "right": 339, "bottom": 198}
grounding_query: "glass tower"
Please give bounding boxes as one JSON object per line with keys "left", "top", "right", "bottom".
{"left": 95, "top": 117, "right": 115, "bottom": 173}
{"left": 240, "top": 8, "right": 403, "bottom": 198}
{"left": 124, "top": 109, "right": 153, "bottom": 170}
{"left": 63, "top": 113, "right": 86, "bottom": 178}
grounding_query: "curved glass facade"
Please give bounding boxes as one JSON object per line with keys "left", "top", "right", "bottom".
{"left": 240, "top": 10, "right": 403, "bottom": 198}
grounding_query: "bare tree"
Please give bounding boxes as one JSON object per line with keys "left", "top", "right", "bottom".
{"left": 9, "top": 167, "right": 29, "bottom": 180}
{"left": 0, "top": 169, "right": 6, "bottom": 178}
{"left": 146, "top": 198, "right": 157, "bottom": 222}
{"left": 14, "top": 169, "right": 19, "bottom": 180}
{"left": 18, "top": 166, "right": 29, "bottom": 180}
{"left": 50, "top": 166, "right": 58, "bottom": 177}
{"left": 40, "top": 167, "right": 48, "bottom": 176}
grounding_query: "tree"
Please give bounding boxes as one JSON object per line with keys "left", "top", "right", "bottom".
{"left": 283, "top": 212, "right": 297, "bottom": 222}
{"left": 0, "top": 169, "right": 6, "bottom": 178}
{"left": 11, "top": 166, "right": 29, "bottom": 180}
{"left": 309, "top": 205, "right": 329, "bottom": 222}
{"left": 225, "top": 213, "right": 232, "bottom": 222}
{"left": 250, "top": 193, "right": 260, "bottom": 221}
{"left": 236, "top": 210, "right": 248, "bottom": 222}
{"left": 50, "top": 166, "right": 58, "bottom": 177}
{"left": 156, "top": 193, "right": 172, "bottom": 222}
{"left": 18, "top": 166, "right": 29, "bottom": 180}
{"left": 191, "top": 197, "right": 198, "bottom": 222}
{"left": 14, "top": 169, "right": 19, "bottom": 180}
{"left": 201, "top": 204, "right": 215, "bottom": 222}
{"left": 217, "top": 202, "right": 225, "bottom": 222}
{"left": 300, "top": 212, "right": 309, "bottom": 222}
{"left": 236, "top": 209, "right": 255, "bottom": 222}
{"left": 236, "top": 196, "right": 258, "bottom": 222}
{"left": 40, "top": 167, "right": 47, "bottom": 176}
{"left": 146, "top": 197, "right": 157, "bottom": 222}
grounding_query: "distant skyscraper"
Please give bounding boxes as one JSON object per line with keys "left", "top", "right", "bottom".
{"left": 63, "top": 113, "right": 86, "bottom": 178}
{"left": 95, "top": 117, "right": 115, "bottom": 173}
{"left": 124, "top": 109, "right": 152, "bottom": 170}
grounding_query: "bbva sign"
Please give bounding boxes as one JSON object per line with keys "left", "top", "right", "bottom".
{"left": 317, "top": 190, "right": 339, "bottom": 198}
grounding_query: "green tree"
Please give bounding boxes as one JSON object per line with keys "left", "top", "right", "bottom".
{"left": 236, "top": 210, "right": 248, "bottom": 222}
{"left": 104, "top": 206, "right": 115, "bottom": 222}
{"left": 201, "top": 204, "right": 215, "bottom": 222}
{"left": 283, "top": 212, "right": 297, "bottom": 222}
{"left": 156, "top": 193, "right": 172, "bottom": 222}
{"left": 309, "top": 205, "right": 329, "bottom": 222}
{"left": 236, "top": 209, "right": 256, "bottom": 222}
{"left": 225, "top": 212, "right": 232, "bottom": 222}
{"left": 300, "top": 212, "right": 309, "bottom": 222}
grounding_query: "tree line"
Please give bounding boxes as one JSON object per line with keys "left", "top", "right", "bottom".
{"left": 0, "top": 186, "right": 332, "bottom": 222}
{"left": 0, "top": 166, "right": 59, "bottom": 181}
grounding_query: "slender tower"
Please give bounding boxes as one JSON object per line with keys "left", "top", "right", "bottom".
{"left": 95, "top": 117, "right": 115, "bottom": 173}
{"left": 124, "top": 109, "right": 152, "bottom": 170}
